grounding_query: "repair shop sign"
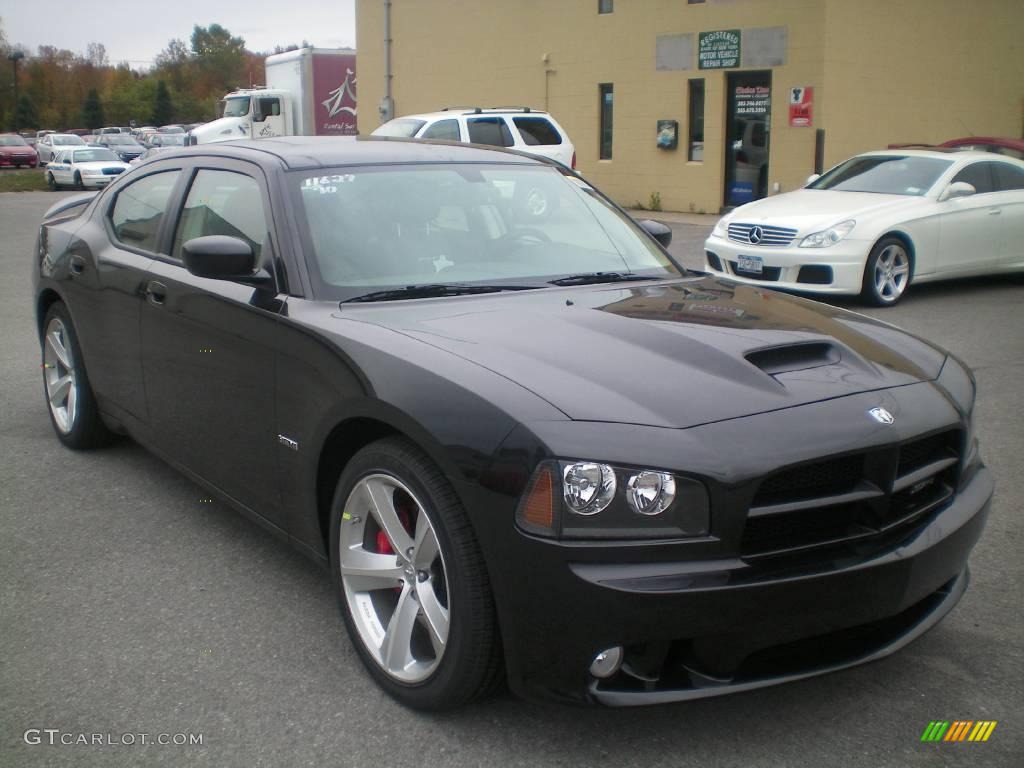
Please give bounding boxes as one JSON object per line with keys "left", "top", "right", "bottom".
{"left": 789, "top": 86, "right": 813, "bottom": 127}
{"left": 699, "top": 30, "right": 741, "bottom": 69}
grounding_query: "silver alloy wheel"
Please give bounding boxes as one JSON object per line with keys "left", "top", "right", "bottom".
{"left": 43, "top": 317, "right": 78, "bottom": 434}
{"left": 874, "top": 243, "right": 910, "bottom": 301}
{"left": 339, "top": 473, "right": 450, "bottom": 683}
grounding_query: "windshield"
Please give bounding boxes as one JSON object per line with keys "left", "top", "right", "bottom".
{"left": 153, "top": 134, "right": 185, "bottom": 146}
{"left": 293, "top": 164, "right": 681, "bottom": 299}
{"left": 53, "top": 135, "right": 86, "bottom": 146}
{"left": 0, "top": 136, "right": 28, "bottom": 146}
{"left": 808, "top": 155, "right": 953, "bottom": 196}
{"left": 371, "top": 119, "right": 427, "bottom": 138}
{"left": 222, "top": 98, "right": 250, "bottom": 118}
{"left": 105, "top": 135, "right": 140, "bottom": 146}
{"left": 73, "top": 148, "right": 120, "bottom": 163}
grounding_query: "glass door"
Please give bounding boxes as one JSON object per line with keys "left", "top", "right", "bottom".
{"left": 724, "top": 71, "right": 772, "bottom": 209}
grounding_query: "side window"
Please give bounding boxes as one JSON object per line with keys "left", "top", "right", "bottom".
{"left": 255, "top": 97, "right": 281, "bottom": 123}
{"left": 992, "top": 162, "right": 1024, "bottom": 191}
{"left": 420, "top": 119, "right": 461, "bottom": 141}
{"left": 109, "top": 170, "right": 181, "bottom": 252}
{"left": 951, "top": 163, "right": 995, "bottom": 194}
{"left": 512, "top": 117, "right": 562, "bottom": 146}
{"left": 467, "top": 117, "right": 514, "bottom": 147}
{"left": 172, "top": 170, "right": 267, "bottom": 263}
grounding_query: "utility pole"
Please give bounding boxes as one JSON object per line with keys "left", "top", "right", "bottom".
{"left": 8, "top": 51, "right": 25, "bottom": 131}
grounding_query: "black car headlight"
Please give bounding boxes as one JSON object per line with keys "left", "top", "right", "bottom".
{"left": 516, "top": 459, "right": 709, "bottom": 539}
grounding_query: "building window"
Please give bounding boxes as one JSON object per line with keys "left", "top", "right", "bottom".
{"left": 599, "top": 84, "right": 614, "bottom": 160}
{"left": 687, "top": 79, "right": 705, "bottom": 161}
{"left": 599, "top": 0, "right": 613, "bottom": 14}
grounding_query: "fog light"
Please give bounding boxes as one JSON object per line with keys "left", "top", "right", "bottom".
{"left": 589, "top": 646, "right": 623, "bottom": 679}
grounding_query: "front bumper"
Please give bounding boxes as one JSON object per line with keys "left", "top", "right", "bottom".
{"left": 506, "top": 466, "right": 991, "bottom": 705}
{"left": 704, "top": 233, "right": 871, "bottom": 295}
{"left": 81, "top": 175, "right": 117, "bottom": 188}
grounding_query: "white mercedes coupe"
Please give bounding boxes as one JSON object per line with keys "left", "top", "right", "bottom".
{"left": 704, "top": 149, "right": 1024, "bottom": 305}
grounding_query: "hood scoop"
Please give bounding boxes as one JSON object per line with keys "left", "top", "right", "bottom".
{"left": 745, "top": 342, "right": 840, "bottom": 376}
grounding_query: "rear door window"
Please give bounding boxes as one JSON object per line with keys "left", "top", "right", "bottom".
{"left": 467, "top": 117, "right": 514, "bottom": 147}
{"left": 992, "top": 162, "right": 1024, "bottom": 191}
{"left": 420, "top": 119, "right": 461, "bottom": 141}
{"left": 951, "top": 162, "right": 996, "bottom": 194}
{"left": 109, "top": 170, "right": 182, "bottom": 252}
{"left": 513, "top": 117, "right": 562, "bottom": 146}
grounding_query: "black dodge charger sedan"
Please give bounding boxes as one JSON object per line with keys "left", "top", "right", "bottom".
{"left": 32, "top": 137, "right": 992, "bottom": 710}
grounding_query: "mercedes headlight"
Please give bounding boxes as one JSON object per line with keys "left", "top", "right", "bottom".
{"left": 516, "top": 459, "right": 709, "bottom": 539}
{"left": 799, "top": 219, "right": 855, "bottom": 248}
{"left": 711, "top": 217, "right": 728, "bottom": 238}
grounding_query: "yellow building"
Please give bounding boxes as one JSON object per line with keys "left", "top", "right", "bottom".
{"left": 356, "top": 0, "right": 1024, "bottom": 214}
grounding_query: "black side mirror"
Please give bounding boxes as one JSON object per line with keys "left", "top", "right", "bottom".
{"left": 638, "top": 219, "right": 673, "bottom": 248}
{"left": 182, "top": 235, "right": 262, "bottom": 280}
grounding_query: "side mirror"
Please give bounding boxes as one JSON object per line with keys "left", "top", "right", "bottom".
{"left": 805, "top": 173, "right": 821, "bottom": 185}
{"left": 938, "top": 181, "right": 976, "bottom": 202}
{"left": 639, "top": 219, "right": 673, "bottom": 248}
{"left": 182, "top": 236, "right": 259, "bottom": 280}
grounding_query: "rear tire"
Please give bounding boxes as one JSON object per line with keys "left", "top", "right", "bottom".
{"left": 74, "top": 171, "right": 84, "bottom": 191}
{"left": 861, "top": 237, "right": 912, "bottom": 306}
{"left": 329, "top": 437, "right": 502, "bottom": 710}
{"left": 41, "top": 302, "right": 113, "bottom": 449}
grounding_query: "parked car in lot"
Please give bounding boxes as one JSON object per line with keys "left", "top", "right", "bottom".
{"left": 44, "top": 147, "right": 130, "bottom": 189}
{"left": 0, "top": 133, "right": 39, "bottom": 167}
{"left": 128, "top": 146, "right": 172, "bottom": 165}
{"left": 32, "top": 136, "right": 991, "bottom": 710}
{"left": 158, "top": 124, "right": 186, "bottom": 134}
{"left": 705, "top": 149, "right": 1024, "bottom": 305}
{"left": 374, "top": 107, "right": 576, "bottom": 219}
{"left": 36, "top": 133, "right": 86, "bottom": 164}
{"left": 96, "top": 133, "right": 146, "bottom": 162}
{"left": 144, "top": 133, "right": 186, "bottom": 149}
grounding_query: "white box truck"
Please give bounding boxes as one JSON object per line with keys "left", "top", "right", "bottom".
{"left": 188, "top": 47, "right": 357, "bottom": 144}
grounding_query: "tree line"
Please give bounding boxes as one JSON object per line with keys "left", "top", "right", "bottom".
{"left": 0, "top": 18, "right": 309, "bottom": 131}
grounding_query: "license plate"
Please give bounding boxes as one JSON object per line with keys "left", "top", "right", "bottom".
{"left": 737, "top": 255, "right": 763, "bottom": 274}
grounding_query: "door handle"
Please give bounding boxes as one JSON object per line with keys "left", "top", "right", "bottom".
{"left": 69, "top": 255, "right": 85, "bottom": 275}
{"left": 145, "top": 280, "right": 167, "bottom": 305}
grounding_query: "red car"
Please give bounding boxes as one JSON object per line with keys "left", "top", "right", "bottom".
{"left": 889, "top": 136, "right": 1024, "bottom": 161}
{"left": 0, "top": 133, "right": 39, "bottom": 168}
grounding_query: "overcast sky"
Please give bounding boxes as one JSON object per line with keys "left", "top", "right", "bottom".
{"left": 2, "top": 0, "right": 355, "bottom": 67}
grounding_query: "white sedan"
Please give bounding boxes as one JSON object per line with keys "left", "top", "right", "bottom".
{"left": 704, "top": 149, "right": 1024, "bottom": 305}
{"left": 45, "top": 148, "right": 130, "bottom": 190}
{"left": 35, "top": 133, "right": 86, "bottom": 164}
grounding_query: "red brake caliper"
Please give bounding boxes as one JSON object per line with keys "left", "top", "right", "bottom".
{"left": 377, "top": 505, "right": 414, "bottom": 593}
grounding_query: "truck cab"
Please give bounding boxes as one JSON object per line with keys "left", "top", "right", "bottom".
{"left": 189, "top": 88, "right": 292, "bottom": 144}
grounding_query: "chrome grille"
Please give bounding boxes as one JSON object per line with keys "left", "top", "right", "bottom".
{"left": 727, "top": 223, "right": 797, "bottom": 247}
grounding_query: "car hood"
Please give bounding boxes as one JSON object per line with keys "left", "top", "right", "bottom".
{"left": 189, "top": 117, "right": 249, "bottom": 143}
{"left": 723, "top": 189, "right": 925, "bottom": 233}
{"left": 346, "top": 277, "right": 948, "bottom": 429}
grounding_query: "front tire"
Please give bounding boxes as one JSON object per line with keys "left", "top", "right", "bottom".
{"left": 861, "top": 237, "right": 912, "bottom": 306}
{"left": 73, "top": 171, "right": 84, "bottom": 191}
{"left": 41, "top": 302, "right": 113, "bottom": 449}
{"left": 46, "top": 172, "right": 59, "bottom": 191}
{"left": 329, "top": 437, "right": 502, "bottom": 710}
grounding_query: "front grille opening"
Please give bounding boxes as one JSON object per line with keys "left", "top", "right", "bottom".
{"left": 754, "top": 454, "right": 865, "bottom": 506}
{"left": 728, "top": 261, "right": 781, "bottom": 281}
{"left": 898, "top": 430, "right": 959, "bottom": 476}
{"left": 742, "top": 502, "right": 872, "bottom": 556}
{"left": 797, "top": 265, "right": 834, "bottom": 285}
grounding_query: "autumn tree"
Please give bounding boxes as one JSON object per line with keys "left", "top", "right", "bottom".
{"left": 14, "top": 95, "right": 39, "bottom": 130}
{"left": 190, "top": 24, "right": 246, "bottom": 99}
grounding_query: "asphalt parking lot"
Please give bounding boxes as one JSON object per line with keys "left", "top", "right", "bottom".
{"left": 2, "top": 190, "right": 1022, "bottom": 767}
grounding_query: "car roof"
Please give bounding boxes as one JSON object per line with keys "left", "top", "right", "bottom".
{"left": 147, "top": 135, "right": 549, "bottom": 171}
{"left": 393, "top": 108, "right": 555, "bottom": 121}
{"left": 858, "top": 148, "right": 1012, "bottom": 162}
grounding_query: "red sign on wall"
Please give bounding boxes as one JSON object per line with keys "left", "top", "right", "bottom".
{"left": 788, "top": 86, "right": 813, "bottom": 128}
{"left": 312, "top": 53, "right": 357, "bottom": 136}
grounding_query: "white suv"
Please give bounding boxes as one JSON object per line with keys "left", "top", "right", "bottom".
{"left": 373, "top": 108, "right": 576, "bottom": 219}
{"left": 373, "top": 108, "right": 575, "bottom": 168}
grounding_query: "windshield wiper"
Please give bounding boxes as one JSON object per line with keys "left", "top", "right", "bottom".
{"left": 341, "top": 283, "right": 542, "bottom": 304}
{"left": 548, "top": 272, "right": 662, "bottom": 287}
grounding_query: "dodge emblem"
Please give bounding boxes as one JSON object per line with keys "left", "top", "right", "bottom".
{"left": 869, "top": 407, "right": 895, "bottom": 425}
